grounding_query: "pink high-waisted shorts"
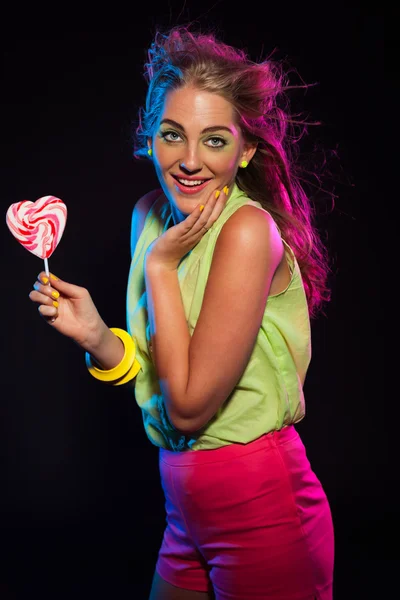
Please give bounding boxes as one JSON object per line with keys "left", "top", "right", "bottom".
{"left": 156, "top": 425, "right": 334, "bottom": 599}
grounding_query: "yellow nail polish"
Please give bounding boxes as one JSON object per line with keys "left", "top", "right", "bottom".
{"left": 215, "top": 190, "right": 220, "bottom": 199}
{"left": 199, "top": 205, "right": 205, "bottom": 212}
{"left": 51, "top": 291, "right": 60, "bottom": 299}
{"left": 53, "top": 301, "right": 59, "bottom": 308}
{"left": 50, "top": 274, "right": 59, "bottom": 281}
{"left": 223, "top": 186, "right": 229, "bottom": 196}
{"left": 41, "top": 276, "right": 49, "bottom": 284}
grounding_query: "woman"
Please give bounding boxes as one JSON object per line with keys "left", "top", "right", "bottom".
{"left": 29, "top": 26, "right": 334, "bottom": 600}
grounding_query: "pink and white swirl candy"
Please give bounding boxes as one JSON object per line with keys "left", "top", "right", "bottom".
{"left": 6, "top": 195, "right": 67, "bottom": 259}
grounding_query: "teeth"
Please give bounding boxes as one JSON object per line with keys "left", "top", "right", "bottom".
{"left": 177, "top": 178, "right": 205, "bottom": 186}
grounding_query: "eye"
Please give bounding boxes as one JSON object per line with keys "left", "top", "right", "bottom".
{"left": 160, "top": 130, "right": 182, "bottom": 143}
{"left": 205, "top": 137, "right": 226, "bottom": 148}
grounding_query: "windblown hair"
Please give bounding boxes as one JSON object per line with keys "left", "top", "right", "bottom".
{"left": 134, "top": 26, "right": 331, "bottom": 318}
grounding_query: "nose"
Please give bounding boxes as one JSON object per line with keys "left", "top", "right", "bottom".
{"left": 179, "top": 146, "right": 203, "bottom": 174}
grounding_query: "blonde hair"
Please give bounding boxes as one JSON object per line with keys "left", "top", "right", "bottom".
{"left": 134, "top": 26, "right": 331, "bottom": 317}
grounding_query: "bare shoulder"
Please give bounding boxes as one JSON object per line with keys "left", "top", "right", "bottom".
{"left": 217, "top": 203, "right": 283, "bottom": 259}
{"left": 135, "top": 188, "right": 163, "bottom": 213}
{"left": 130, "top": 188, "right": 163, "bottom": 257}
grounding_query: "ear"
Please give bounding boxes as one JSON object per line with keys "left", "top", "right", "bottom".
{"left": 240, "top": 142, "right": 258, "bottom": 166}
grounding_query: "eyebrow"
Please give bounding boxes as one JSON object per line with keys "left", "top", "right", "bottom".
{"left": 160, "top": 118, "right": 234, "bottom": 135}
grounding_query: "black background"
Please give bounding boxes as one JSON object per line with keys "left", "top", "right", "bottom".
{"left": 1, "top": 3, "right": 386, "bottom": 599}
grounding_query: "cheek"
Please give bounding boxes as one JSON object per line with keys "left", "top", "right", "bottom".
{"left": 212, "top": 150, "right": 239, "bottom": 172}
{"left": 153, "top": 145, "right": 166, "bottom": 168}
{"left": 154, "top": 141, "right": 179, "bottom": 168}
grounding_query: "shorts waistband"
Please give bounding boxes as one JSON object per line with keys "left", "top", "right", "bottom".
{"left": 159, "top": 425, "right": 299, "bottom": 466}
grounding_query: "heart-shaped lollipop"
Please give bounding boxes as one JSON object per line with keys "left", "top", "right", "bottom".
{"left": 6, "top": 195, "right": 67, "bottom": 260}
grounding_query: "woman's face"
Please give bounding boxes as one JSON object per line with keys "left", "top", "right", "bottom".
{"left": 151, "top": 85, "right": 253, "bottom": 224}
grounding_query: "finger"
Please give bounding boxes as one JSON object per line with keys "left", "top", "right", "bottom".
{"left": 32, "top": 279, "right": 61, "bottom": 302}
{"left": 29, "top": 288, "right": 59, "bottom": 307}
{"left": 37, "top": 303, "right": 58, "bottom": 323}
{"left": 195, "top": 185, "right": 229, "bottom": 233}
{"left": 207, "top": 185, "right": 229, "bottom": 212}
{"left": 207, "top": 185, "right": 229, "bottom": 221}
{"left": 30, "top": 285, "right": 59, "bottom": 323}
{"left": 186, "top": 186, "right": 228, "bottom": 237}
{"left": 182, "top": 195, "right": 215, "bottom": 231}
{"left": 195, "top": 188, "right": 221, "bottom": 220}
{"left": 37, "top": 272, "right": 87, "bottom": 300}
{"left": 222, "top": 185, "right": 230, "bottom": 198}
{"left": 30, "top": 290, "right": 60, "bottom": 325}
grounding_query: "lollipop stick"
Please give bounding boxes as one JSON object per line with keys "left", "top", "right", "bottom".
{"left": 44, "top": 257, "right": 50, "bottom": 279}
{"left": 44, "top": 257, "right": 56, "bottom": 322}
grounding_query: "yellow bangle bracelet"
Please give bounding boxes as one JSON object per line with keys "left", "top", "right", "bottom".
{"left": 85, "top": 328, "right": 136, "bottom": 383}
{"left": 112, "top": 356, "right": 141, "bottom": 386}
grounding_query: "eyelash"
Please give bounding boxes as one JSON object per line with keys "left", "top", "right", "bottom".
{"left": 159, "top": 130, "right": 227, "bottom": 148}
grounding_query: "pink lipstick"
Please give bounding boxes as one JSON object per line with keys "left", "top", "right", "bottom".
{"left": 172, "top": 175, "right": 211, "bottom": 196}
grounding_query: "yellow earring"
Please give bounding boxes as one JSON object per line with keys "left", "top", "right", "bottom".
{"left": 147, "top": 148, "right": 152, "bottom": 157}
{"left": 240, "top": 160, "right": 248, "bottom": 168}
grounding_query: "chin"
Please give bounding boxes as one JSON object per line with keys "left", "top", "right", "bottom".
{"left": 172, "top": 199, "right": 195, "bottom": 217}
{"left": 169, "top": 189, "right": 201, "bottom": 209}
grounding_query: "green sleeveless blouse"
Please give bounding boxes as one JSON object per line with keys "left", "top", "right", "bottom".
{"left": 126, "top": 183, "right": 311, "bottom": 451}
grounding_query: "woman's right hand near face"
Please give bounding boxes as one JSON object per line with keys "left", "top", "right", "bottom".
{"left": 29, "top": 272, "right": 107, "bottom": 352}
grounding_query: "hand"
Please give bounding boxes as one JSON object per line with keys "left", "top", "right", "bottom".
{"left": 29, "top": 272, "right": 108, "bottom": 351}
{"left": 145, "top": 185, "right": 230, "bottom": 271}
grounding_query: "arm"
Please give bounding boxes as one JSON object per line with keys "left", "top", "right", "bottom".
{"left": 30, "top": 191, "right": 163, "bottom": 382}
{"left": 145, "top": 205, "right": 284, "bottom": 433}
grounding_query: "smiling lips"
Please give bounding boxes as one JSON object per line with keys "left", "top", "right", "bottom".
{"left": 171, "top": 174, "right": 212, "bottom": 195}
